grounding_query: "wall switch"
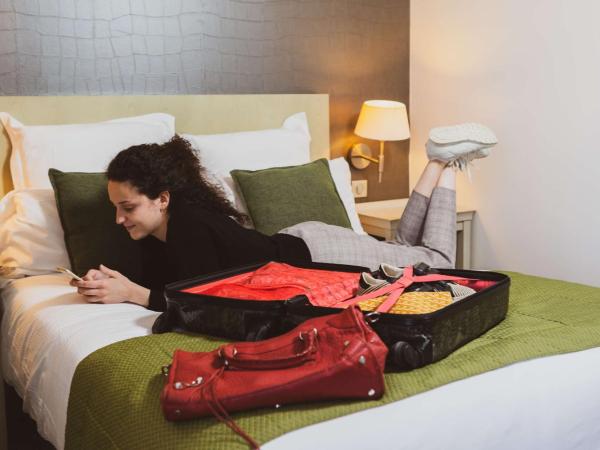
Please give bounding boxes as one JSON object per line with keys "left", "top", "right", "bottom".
{"left": 351, "top": 180, "right": 368, "bottom": 198}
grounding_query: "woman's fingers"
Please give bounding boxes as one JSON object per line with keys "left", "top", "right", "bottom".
{"left": 76, "top": 279, "right": 103, "bottom": 289}
{"left": 83, "top": 268, "right": 109, "bottom": 281}
{"left": 75, "top": 271, "right": 131, "bottom": 305}
{"left": 82, "top": 269, "right": 98, "bottom": 280}
{"left": 99, "top": 264, "right": 121, "bottom": 278}
{"left": 77, "top": 289, "right": 106, "bottom": 302}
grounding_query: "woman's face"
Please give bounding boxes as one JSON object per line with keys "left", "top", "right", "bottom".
{"left": 108, "top": 181, "right": 169, "bottom": 241}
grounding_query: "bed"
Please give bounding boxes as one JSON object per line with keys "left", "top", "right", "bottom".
{"left": 2, "top": 95, "right": 600, "bottom": 450}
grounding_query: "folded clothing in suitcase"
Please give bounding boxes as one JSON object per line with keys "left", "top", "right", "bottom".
{"left": 155, "top": 261, "right": 510, "bottom": 370}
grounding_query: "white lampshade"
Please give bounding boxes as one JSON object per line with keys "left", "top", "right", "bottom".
{"left": 354, "top": 100, "right": 410, "bottom": 141}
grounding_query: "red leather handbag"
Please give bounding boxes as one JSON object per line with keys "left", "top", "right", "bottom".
{"left": 161, "top": 306, "right": 388, "bottom": 449}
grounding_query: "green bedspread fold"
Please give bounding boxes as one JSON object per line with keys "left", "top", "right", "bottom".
{"left": 65, "top": 272, "right": 600, "bottom": 449}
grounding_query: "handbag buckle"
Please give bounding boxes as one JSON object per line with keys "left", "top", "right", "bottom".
{"left": 174, "top": 376, "right": 204, "bottom": 390}
{"left": 365, "top": 312, "right": 381, "bottom": 324}
{"left": 298, "top": 328, "right": 318, "bottom": 341}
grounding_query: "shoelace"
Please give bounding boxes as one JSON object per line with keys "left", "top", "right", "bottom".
{"left": 449, "top": 148, "right": 490, "bottom": 181}
{"left": 450, "top": 155, "right": 474, "bottom": 180}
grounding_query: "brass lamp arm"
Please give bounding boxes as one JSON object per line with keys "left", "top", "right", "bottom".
{"left": 347, "top": 142, "right": 386, "bottom": 182}
{"left": 355, "top": 153, "right": 379, "bottom": 164}
{"left": 348, "top": 143, "right": 379, "bottom": 169}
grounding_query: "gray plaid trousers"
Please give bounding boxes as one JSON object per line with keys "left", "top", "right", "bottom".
{"left": 279, "top": 187, "right": 456, "bottom": 270}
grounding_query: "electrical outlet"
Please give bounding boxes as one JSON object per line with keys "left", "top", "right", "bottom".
{"left": 351, "top": 180, "right": 368, "bottom": 198}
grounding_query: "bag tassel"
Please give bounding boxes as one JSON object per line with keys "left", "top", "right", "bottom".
{"left": 199, "top": 356, "right": 262, "bottom": 449}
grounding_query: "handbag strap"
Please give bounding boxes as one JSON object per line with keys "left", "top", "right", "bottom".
{"left": 219, "top": 330, "right": 318, "bottom": 370}
{"left": 193, "top": 331, "right": 319, "bottom": 449}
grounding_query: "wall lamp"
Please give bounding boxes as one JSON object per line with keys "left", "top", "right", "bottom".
{"left": 348, "top": 100, "right": 410, "bottom": 182}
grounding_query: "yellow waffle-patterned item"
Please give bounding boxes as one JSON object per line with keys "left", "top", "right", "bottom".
{"left": 358, "top": 291, "right": 453, "bottom": 314}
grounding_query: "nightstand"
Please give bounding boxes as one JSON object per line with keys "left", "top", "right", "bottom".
{"left": 355, "top": 199, "right": 475, "bottom": 269}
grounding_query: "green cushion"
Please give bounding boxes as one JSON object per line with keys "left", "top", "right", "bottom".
{"left": 231, "top": 158, "right": 351, "bottom": 235}
{"left": 48, "top": 169, "right": 142, "bottom": 281}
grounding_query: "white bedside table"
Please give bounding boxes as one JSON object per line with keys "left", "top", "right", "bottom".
{"left": 355, "top": 199, "right": 475, "bottom": 270}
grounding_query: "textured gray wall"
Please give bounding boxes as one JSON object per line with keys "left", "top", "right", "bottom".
{"left": 0, "top": 0, "right": 409, "bottom": 200}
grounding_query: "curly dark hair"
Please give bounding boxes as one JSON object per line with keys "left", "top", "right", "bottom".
{"left": 107, "top": 135, "right": 247, "bottom": 224}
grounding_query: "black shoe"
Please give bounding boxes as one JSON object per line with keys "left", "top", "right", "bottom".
{"left": 356, "top": 272, "right": 389, "bottom": 296}
{"left": 372, "top": 263, "right": 404, "bottom": 283}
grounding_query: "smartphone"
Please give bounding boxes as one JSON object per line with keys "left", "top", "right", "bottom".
{"left": 56, "top": 266, "right": 83, "bottom": 281}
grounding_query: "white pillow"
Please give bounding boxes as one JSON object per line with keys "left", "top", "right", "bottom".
{"left": 1, "top": 113, "right": 175, "bottom": 189}
{"left": 327, "top": 158, "right": 366, "bottom": 235}
{"left": 182, "top": 112, "right": 311, "bottom": 174}
{"left": 203, "top": 170, "right": 245, "bottom": 214}
{"left": 0, "top": 189, "right": 70, "bottom": 285}
{"left": 184, "top": 114, "right": 364, "bottom": 234}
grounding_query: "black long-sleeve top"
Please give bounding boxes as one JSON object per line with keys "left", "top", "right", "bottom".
{"left": 141, "top": 206, "right": 312, "bottom": 311}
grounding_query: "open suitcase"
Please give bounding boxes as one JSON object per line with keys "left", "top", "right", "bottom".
{"left": 155, "top": 260, "right": 510, "bottom": 370}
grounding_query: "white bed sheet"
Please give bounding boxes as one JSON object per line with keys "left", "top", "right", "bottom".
{"left": 2, "top": 274, "right": 600, "bottom": 450}
{"left": 1, "top": 274, "right": 158, "bottom": 449}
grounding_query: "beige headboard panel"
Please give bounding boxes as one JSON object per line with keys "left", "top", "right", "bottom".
{"left": 0, "top": 94, "right": 330, "bottom": 196}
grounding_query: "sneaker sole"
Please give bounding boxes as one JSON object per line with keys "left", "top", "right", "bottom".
{"left": 429, "top": 123, "right": 498, "bottom": 145}
{"left": 426, "top": 139, "right": 494, "bottom": 163}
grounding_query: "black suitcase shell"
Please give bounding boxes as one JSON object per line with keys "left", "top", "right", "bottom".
{"left": 157, "top": 261, "right": 365, "bottom": 340}
{"left": 158, "top": 261, "right": 510, "bottom": 371}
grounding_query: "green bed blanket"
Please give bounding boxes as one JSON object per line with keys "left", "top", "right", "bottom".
{"left": 65, "top": 272, "right": 600, "bottom": 449}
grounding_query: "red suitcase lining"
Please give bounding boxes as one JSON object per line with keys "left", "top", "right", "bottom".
{"left": 183, "top": 262, "right": 361, "bottom": 305}
{"left": 182, "top": 262, "right": 498, "bottom": 308}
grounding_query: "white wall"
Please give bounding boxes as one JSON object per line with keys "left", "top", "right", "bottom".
{"left": 410, "top": 0, "right": 600, "bottom": 287}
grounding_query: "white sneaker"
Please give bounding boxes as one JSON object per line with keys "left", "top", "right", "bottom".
{"left": 426, "top": 123, "right": 497, "bottom": 170}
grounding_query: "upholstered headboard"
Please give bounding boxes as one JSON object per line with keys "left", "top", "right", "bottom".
{"left": 0, "top": 94, "right": 330, "bottom": 196}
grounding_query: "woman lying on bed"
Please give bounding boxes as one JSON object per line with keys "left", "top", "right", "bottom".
{"left": 71, "top": 129, "right": 495, "bottom": 311}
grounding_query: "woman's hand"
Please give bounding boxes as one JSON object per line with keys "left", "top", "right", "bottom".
{"left": 76, "top": 267, "right": 110, "bottom": 282}
{"left": 71, "top": 264, "right": 150, "bottom": 307}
